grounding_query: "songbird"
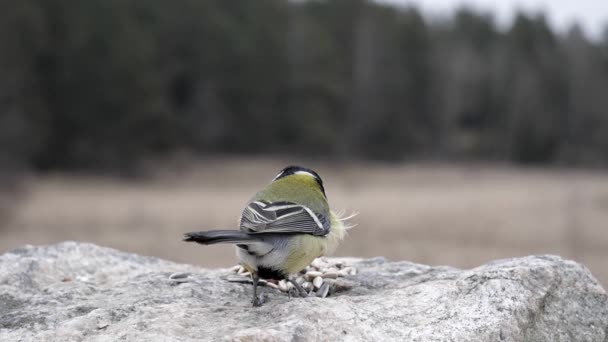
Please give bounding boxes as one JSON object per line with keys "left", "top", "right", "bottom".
{"left": 184, "top": 165, "right": 353, "bottom": 306}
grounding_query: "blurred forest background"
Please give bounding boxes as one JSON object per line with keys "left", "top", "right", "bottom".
{"left": 1, "top": 0, "right": 607, "bottom": 285}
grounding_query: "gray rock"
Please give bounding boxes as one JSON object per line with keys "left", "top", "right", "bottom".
{"left": 0, "top": 242, "right": 606, "bottom": 342}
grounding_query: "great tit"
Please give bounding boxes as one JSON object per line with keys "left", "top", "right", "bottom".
{"left": 184, "top": 165, "right": 352, "bottom": 306}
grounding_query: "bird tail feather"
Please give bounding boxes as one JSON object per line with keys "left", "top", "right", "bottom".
{"left": 183, "top": 230, "right": 256, "bottom": 245}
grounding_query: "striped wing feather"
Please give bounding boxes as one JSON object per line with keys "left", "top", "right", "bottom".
{"left": 240, "top": 201, "right": 329, "bottom": 236}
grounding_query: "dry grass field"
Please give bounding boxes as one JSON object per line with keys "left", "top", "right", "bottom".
{"left": 1, "top": 158, "right": 607, "bottom": 287}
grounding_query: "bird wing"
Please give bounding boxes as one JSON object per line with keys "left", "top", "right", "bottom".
{"left": 240, "top": 200, "right": 330, "bottom": 236}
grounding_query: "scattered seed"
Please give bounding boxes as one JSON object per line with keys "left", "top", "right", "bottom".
{"left": 169, "top": 272, "right": 189, "bottom": 280}
{"left": 278, "top": 279, "right": 288, "bottom": 292}
{"left": 266, "top": 282, "right": 279, "bottom": 290}
{"left": 316, "top": 283, "right": 330, "bottom": 298}
{"left": 322, "top": 271, "right": 339, "bottom": 279}
{"left": 313, "top": 276, "right": 323, "bottom": 289}
{"left": 168, "top": 272, "right": 193, "bottom": 283}
{"left": 225, "top": 275, "right": 250, "bottom": 283}
{"left": 97, "top": 321, "right": 110, "bottom": 330}
{"left": 306, "top": 271, "right": 322, "bottom": 279}
{"left": 310, "top": 259, "right": 325, "bottom": 270}
{"left": 223, "top": 261, "right": 357, "bottom": 297}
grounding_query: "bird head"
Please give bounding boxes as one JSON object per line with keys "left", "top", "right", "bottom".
{"left": 272, "top": 165, "right": 326, "bottom": 197}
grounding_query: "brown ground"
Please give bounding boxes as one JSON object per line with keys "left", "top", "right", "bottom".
{"left": 1, "top": 158, "right": 607, "bottom": 286}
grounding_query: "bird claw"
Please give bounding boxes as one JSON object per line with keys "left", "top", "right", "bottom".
{"left": 252, "top": 297, "right": 262, "bottom": 307}
{"left": 288, "top": 287, "right": 308, "bottom": 298}
{"left": 252, "top": 294, "right": 265, "bottom": 307}
{"left": 286, "top": 279, "right": 309, "bottom": 298}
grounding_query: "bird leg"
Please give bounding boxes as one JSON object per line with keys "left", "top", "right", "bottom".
{"left": 288, "top": 278, "right": 308, "bottom": 297}
{"left": 251, "top": 273, "right": 263, "bottom": 307}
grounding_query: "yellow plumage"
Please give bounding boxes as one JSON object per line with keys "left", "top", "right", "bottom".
{"left": 184, "top": 165, "right": 355, "bottom": 306}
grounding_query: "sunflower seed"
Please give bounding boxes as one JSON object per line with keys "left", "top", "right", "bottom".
{"left": 278, "top": 279, "right": 288, "bottom": 292}
{"left": 169, "top": 272, "right": 195, "bottom": 284}
{"left": 306, "top": 271, "right": 322, "bottom": 279}
{"left": 265, "top": 282, "right": 279, "bottom": 290}
{"left": 322, "top": 271, "right": 339, "bottom": 279}
{"left": 97, "top": 321, "right": 110, "bottom": 330}
{"left": 224, "top": 275, "right": 250, "bottom": 284}
{"left": 313, "top": 276, "right": 323, "bottom": 289}
{"left": 169, "top": 272, "right": 190, "bottom": 280}
{"left": 310, "top": 259, "right": 326, "bottom": 270}
{"left": 316, "top": 283, "right": 330, "bottom": 298}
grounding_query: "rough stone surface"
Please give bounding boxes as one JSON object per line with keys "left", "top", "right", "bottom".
{"left": 0, "top": 242, "right": 606, "bottom": 342}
